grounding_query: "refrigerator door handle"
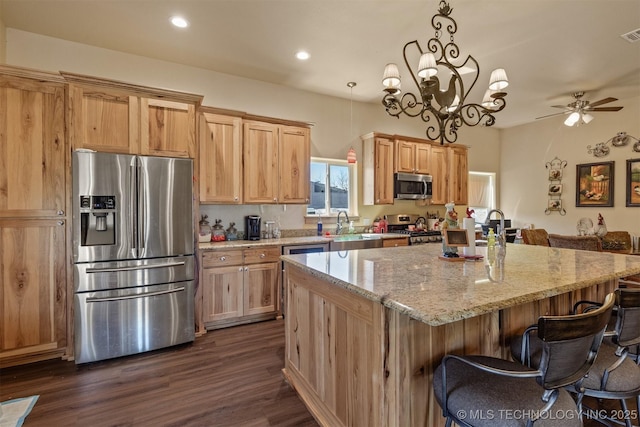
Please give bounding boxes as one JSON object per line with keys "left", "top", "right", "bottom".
{"left": 86, "top": 286, "right": 186, "bottom": 303}
{"left": 138, "top": 157, "right": 146, "bottom": 255}
{"left": 130, "top": 159, "right": 138, "bottom": 258}
{"left": 86, "top": 261, "right": 186, "bottom": 274}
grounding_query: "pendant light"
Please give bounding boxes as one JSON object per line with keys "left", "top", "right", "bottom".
{"left": 346, "top": 82, "right": 357, "bottom": 163}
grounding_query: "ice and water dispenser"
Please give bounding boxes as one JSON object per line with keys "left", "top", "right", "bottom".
{"left": 79, "top": 195, "right": 116, "bottom": 246}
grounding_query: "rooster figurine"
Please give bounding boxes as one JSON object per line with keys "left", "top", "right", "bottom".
{"left": 593, "top": 213, "right": 607, "bottom": 238}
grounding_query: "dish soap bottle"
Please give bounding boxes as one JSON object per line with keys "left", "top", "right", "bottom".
{"left": 317, "top": 215, "right": 323, "bottom": 236}
{"left": 487, "top": 227, "right": 496, "bottom": 248}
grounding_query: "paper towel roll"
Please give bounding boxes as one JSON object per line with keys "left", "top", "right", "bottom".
{"left": 462, "top": 217, "right": 476, "bottom": 256}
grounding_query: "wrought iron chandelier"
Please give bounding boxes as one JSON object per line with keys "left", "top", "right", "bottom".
{"left": 381, "top": 0, "right": 509, "bottom": 145}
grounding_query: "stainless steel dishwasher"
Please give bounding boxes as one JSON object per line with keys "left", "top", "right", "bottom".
{"left": 281, "top": 243, "right": 329, "bottom": 316}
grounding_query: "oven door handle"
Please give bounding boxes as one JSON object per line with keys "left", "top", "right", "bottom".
{"left": 86, "top": 261, "right": 186, "bottom": 273}
{"left": 86, "top": 286, "right": 185, "bottom": 303}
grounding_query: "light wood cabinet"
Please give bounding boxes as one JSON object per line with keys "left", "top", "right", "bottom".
{"left": 430, "top": 144, "right": 468, "bottom": 205}
{"left": 395, "top": 139, "right": 430, "bottom": 174}
{"left": 243, "top": 121, "right": 310, "bottom": 204}
{"left": 448, "top": 145, "right": 469, "bottom": 205}
{"left": 0, "top": 65, "right": 68, "bottom": 367}
{"left": 382, "top": 236, "right": 409, "bottom": 247}
{"left": 362, "top": 133, "right": 395, "bottom": 205}
{"left": 430, "top": 145, "right": 449, "bottom": 205}
{"left": 63, "top": 72, "right": 202, "bottom": 158}
{"left": 199, "top": 112, "right": 243, "bottom": 203}
{"left": 201, "top": 246, "right": 280, "bottom": 328}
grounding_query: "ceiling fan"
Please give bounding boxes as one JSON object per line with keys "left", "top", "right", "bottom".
{"left": 536, "top": 91, "right": 623, "bottom": 126}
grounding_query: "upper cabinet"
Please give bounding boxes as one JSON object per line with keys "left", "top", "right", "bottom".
{"left": 395, "top": 139, "right": 431, "bottom": 174}
{"left": 279, "top": 125, "right": 311, "bottom": 204}
{"left": 63, "top": 72, "right": 202, "bottom": 158}
{"left": 243, "top": 120, "right": 310, "bottom": 204}
{"left": 430, "top": 144, "right": 468, "bottom": 205}
{"left": 199, "top": 111, "right": 243, "bottom": 204}
{"left": 362, "top": 133, "right": 395, "bottom": 205}
{"left": 0, "top": 67, "right": 66, "bottom": 218}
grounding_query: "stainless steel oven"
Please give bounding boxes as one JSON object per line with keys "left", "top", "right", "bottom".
{"left": 281, "top": 243, "right": 329, "bottom": 315}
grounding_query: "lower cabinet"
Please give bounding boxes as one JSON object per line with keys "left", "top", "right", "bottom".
{"left": 201, "top": 246, "right": 280, "bottom": 329}
{"left": 382, "top": 237, "right": 409, "bottom": 247}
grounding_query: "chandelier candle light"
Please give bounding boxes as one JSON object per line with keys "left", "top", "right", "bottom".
{"left": 381, "top": 0, "right": 509, "bottom": 144}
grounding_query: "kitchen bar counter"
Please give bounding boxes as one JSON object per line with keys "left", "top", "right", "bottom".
{"left": 281, "top": 244, "right": 640, "bottom": 326}
{"left": 281, "top": 244, "right": 640, "bottom": 427}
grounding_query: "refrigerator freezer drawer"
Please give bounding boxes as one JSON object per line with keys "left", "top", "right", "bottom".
{"left": 74, "top": 281, "right": 195, "bottom": 364}
{"left": 74, "top": 255, "right": 194, "bottom": 293}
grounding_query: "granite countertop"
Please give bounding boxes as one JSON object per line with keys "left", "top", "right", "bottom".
{"left": 281, "top": 244, "right": 640, "bottom": 326}
{"left": 198, "top": 233, "right": 408, "bottom": 250}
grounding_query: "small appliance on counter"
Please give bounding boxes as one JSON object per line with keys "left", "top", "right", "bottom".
{"left": 246, "top": 215, "right": 261, "bottom": 240}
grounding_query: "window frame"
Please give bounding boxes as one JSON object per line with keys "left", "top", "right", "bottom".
{"left": 306, "top": 157, "right": 358, "bottom": 220}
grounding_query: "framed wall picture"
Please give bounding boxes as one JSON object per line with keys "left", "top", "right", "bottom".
{"left": 548, "top": 199, "right": 562, "bottom": 211}
{"left": 576, "top": 161, "right": 614, "bottom": 207}
{"left": 627, "top": 158, "right": 640, "bottom": 207}
{"left": 549, "top": 168, "right": 563, "bottom": 181}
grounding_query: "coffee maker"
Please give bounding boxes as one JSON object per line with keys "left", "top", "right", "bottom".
{"left": 245, "top": 215, "right": 261, "bottom": 240}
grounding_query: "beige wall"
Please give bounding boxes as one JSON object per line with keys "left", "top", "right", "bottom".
{"left": 5, "top": 28, "right": 503, "bottom": 229}
{"left": 501, "top": 94, "right": 640, "bottom": 235}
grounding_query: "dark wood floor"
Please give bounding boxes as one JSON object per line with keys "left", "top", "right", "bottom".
{"left": 1, "top": 318, "right": 636, "bottom": 427}
{"left": 0, "top": 319, "right": 318, "bottom": 427}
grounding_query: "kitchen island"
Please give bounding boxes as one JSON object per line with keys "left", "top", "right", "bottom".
{"left": 281, "top": 244, "right": 640, "bottom": 427}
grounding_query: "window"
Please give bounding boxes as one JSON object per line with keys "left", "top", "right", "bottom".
{"left": 468, "top": 171, "right": 496, "bottom": 224}
{"left": 308, "top": 157, "right": 358, "bottom": 217}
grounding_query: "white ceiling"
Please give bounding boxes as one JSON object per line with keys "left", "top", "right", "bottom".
{"left": 2, "top": 0, "right": 639, "bottom": 128}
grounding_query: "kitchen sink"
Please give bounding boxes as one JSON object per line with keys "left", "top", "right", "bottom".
{"left": 329, "top": 234, "right": 383, "bottom": 251}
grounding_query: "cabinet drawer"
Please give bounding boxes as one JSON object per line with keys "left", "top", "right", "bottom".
{"left": 202, "top": 250, "right": 243, "bottom": 267}
{"left": 244, "top": 246, "right": 280, "bottom": 264}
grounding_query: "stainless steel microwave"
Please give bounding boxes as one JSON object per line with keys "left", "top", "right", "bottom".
{"left": 394, "top": 172, "right": 432, "bottom": 200}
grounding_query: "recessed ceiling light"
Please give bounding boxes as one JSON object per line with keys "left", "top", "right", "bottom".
{"left": 296, "top": 51, "right": 310, "bottom": 61}
{"left": 170, "top": 16, "right": 189, "bottom": 28}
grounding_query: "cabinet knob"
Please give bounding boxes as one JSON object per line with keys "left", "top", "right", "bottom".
{"left": 239, "top": 267, "right": 243, "bottom": 272}
{"left": 57, "top": 210, "right": 65, "bottom": 216}
{"left": 273, "top": 198, "right": 277, "bottom": 202}
{"left": 244, "top": 267, "right": 249, "bottom": 272}
{"left": 234, "top": 196, "right": 239, "bottom": 201}
{"left": 58, "top": 220, "right": 65, "bottom": 226}
{"left": 260, "top": 253, "right": 266, "bottom": 258}
{"left": 220, "top": 256, "right": 226, "bottom": 261}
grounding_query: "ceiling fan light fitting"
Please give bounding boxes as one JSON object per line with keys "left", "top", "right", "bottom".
{"left": 582, "top": 113, "right": 594, "bottom": 124}
{"left": 564, "top": 111, "right": 580, "bottom": 126}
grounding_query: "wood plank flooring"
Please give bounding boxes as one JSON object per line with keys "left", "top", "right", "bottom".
{"left": 0, "top": 318, "right": 636, "bottom": 426}
{"left": 0, "top": 319, "right": 318, "bottom": 427}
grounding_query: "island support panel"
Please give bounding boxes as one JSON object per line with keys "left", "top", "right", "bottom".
{"left": 283, "top": 264, "right": 618, "bottom": 427}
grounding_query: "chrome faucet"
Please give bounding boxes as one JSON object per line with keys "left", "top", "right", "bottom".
{"left": 485, "top": 209, "right": 506, "bottom": 247}
{"left": 336, "top": 210, "right": 350, "bottom": 234}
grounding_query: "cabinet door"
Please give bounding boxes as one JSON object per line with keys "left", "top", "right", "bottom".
{"left": 68, "top": 85, "right": 139, "bottom": 154}
{"left": 382, "top": 237, "right": 409, "bottom": 247}
{"left": 0, "top": 219, "right": 66, "bottom": 362}
{"left": 449, "top": 146, "right": 468, "bottom": 205}
{"left": 374, "top": 138, "right": 395, "bottom": 204}
{"left": 141, "top": 98, "right": 196, "bottom": 158}
{"left": 199, "top": 113, "right": 243, "bottom": 203}
{"left": 279, "top": 125, "right": 310, "bottom": 204}
{"left": 244, "top": 262, "right": 279, "bottom": 316}
{"left": 243, "top": 121, "right": 279, "bottom": 203}
{"left": 202, "top": 265, "right": 244, "bottom": 323}
{"left": 395, "top": 140, "right": 416, "bottom": 173}
{"left": 430, "top": 145, "right": 449, "bottom": 205}
{"left": 414, "top": 143, "right": 431, "bottom": 174}
{"left": 0, "top": 77, "right": 66, "bottom": 218}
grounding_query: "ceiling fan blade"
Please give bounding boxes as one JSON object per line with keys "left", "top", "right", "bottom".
{"left": 551, "top": 105, "right": 570, "bottom": 109}
{"left": 588, "top": 97, "right": 617, "bottom": 107}
{"left": 535, "top": 111, "right": 568, "bottom": 120}
{"left": 589, "top": 106, "right": 624, "bottom": 112}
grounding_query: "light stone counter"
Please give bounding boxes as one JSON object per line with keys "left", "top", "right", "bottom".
{"left": 198, "top": 233, "right": 407, "bottom": 251}
{"left": 281, "top": 243, "right": 640, "bottom": 326}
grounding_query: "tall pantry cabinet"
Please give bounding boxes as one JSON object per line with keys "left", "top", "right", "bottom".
{"left": 0, "top": 65, "right": 68, "bottom": 367}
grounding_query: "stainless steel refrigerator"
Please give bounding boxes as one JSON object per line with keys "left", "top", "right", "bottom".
{"left": 72, "top": 151, "right": 195, "bottom": 364}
